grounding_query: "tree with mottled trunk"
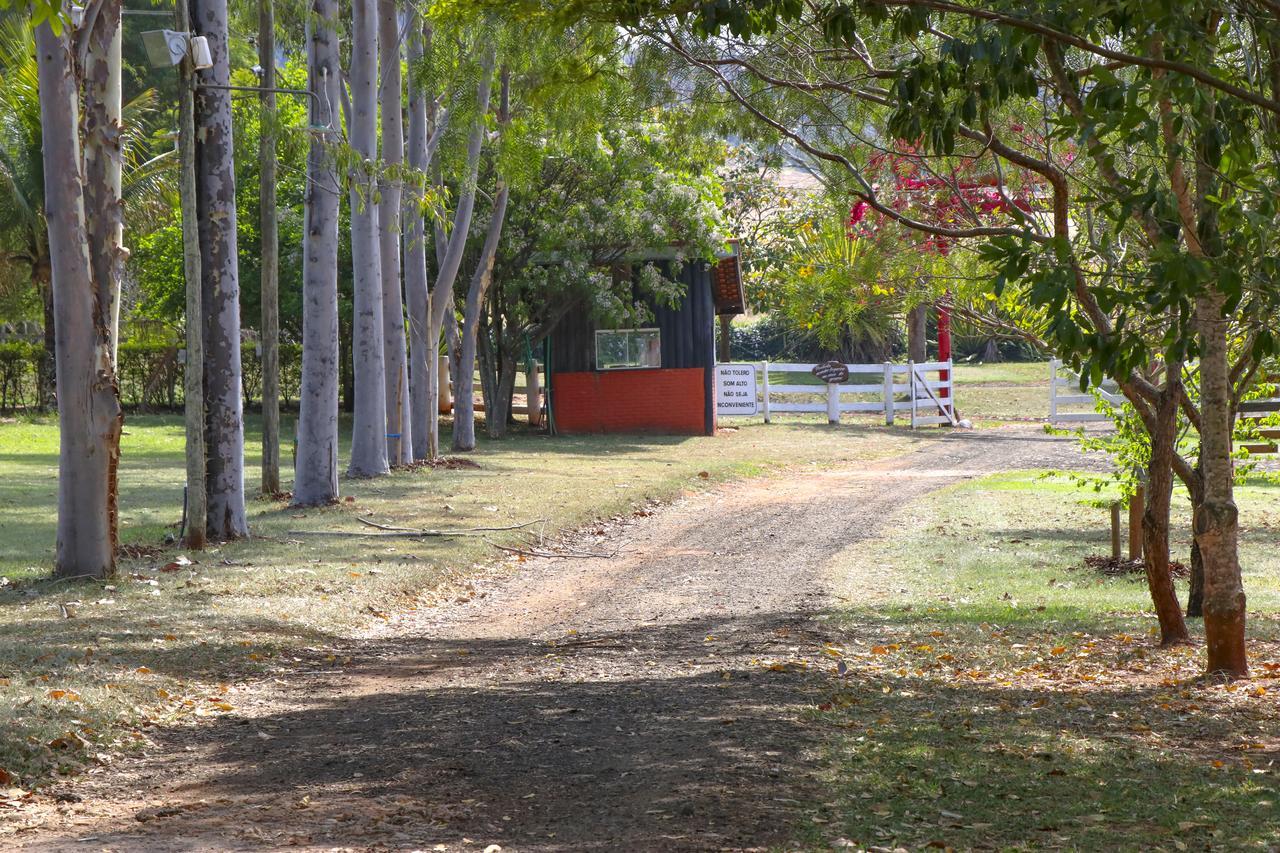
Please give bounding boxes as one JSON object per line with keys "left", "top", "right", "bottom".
{"left": 425, "top": 46, "right": 495, "bottom": 459}
{"left": 347, "top": 0, "right": 389, "bottom": 477}
{"left": 192, "top": 0, "right": 248, "bottom": 539}
{"left": 176, "top": 0, "right": 207, "bottom": 547}
{"left": 1197, "top": 290, "right": 1247, "bottom": 676}
{"left": 80, "top": 0, "right": 127, "bottom": 555}
{"left": 453, "top": 181, "right": 509, "bottom": 451}
{"left": 404, "top": 18, "right": 432, "bottom": 461}
{"left": 906, "top": 302, "right": 927, "bottom": 364}
{"left": 35, "top": 17, "right": 124, "bottom": 578}
{"left": 258, "top": 0, "right": 280, "bottom": 495}
{"left": 294, "top": 0, "right": 343, "bottom": 505}
{"left": 1142, "top": 362, "right": 1190, "bottom": 646}
{"left": 453, "top": 65, "right": 510, "bottom": 452}
{"left": 378, "top": 0, "right": 411, "bottom": 466}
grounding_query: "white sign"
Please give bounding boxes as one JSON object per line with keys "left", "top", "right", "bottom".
{"left": 716, "top": 363, "right": 758, "bottom": 416}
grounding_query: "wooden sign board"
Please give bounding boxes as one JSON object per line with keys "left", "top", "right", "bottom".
{"left": 811, "top": 361, "right": 849, "bottom": 384}
{"left": 716, "top": 363, "right": 758, "bottom": 416}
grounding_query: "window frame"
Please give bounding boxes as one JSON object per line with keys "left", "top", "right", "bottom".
{"left": 594, "top": 327, "right": 662, "bottom": 371}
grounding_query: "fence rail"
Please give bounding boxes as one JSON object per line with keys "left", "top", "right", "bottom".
{"left": 746, "top": 360, "right": 956, "bottom": 428}
{"left": 1048, "top": 358, "right": 1124, "bottom": 423}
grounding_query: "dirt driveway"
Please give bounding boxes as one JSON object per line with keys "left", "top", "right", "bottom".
{"left": 6, "top": 426, "right": 1090, "bottom": 852}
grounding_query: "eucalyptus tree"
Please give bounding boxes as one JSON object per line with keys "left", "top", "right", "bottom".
{"left": 32, "top": 6, "right": 124, "bottom": 578}
{"left": 403, "top": 16, "right": 434, "bottom": 461}
{"left": 258, "top": 0, "right": 281, "bottom": 495}
{"left": 347, "top": 0, "right": 389, "bottom": 476}
{"left": 451, "top": 64, "right": 509, "bottom": 452}
{"left": 192, "top": 0, "right": 247, "bottom": 538}
{"left": 294, "top": 0, "right": 343, "bottom": 505}
{"left": 421, "top": 33, "right": 495, "bottom": 460}
{"left": 378, "top": 0, "right": 411, "bottom": 466}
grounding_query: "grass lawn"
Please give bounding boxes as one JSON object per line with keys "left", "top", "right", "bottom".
{"left": 810, "top": 470, "right": 1280, "bottom": 851}
{"left": 951, "top": 360, "right": 1052, "bottom": 424}
{"left": 0, "top": 412, "right": 920, "bottom": 788}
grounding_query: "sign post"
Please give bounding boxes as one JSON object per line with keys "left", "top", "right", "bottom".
{"left": 715, "top": 363, "right": 759, "bottom": 417}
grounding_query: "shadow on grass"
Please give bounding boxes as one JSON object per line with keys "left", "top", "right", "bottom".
{"left": 23, "top": 607, "right": 1280, "bottom": 851}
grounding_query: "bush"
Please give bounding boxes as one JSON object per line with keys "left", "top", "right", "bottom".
{"left": 0, "top": 339, "right": 305, "bottom": 413}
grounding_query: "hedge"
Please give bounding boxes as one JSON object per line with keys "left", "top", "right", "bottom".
{"left": 0, "top": 341, "right": 304, "bottom": 413}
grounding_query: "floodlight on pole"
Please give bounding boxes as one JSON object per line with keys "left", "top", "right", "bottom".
{"left": 140, "top": 30, "right": 212, "bottom": 70}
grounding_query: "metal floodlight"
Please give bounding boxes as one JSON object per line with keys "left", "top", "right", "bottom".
{"left": 140, "top": 30, "right": 189, "bottom": 68}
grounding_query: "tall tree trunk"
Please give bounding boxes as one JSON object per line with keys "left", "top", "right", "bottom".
{"left": 176, "top": 0, "right": 206, "bottom": 547}
{"left": 454, "top": 179, "right": 510, "bottom": 452}
{"left": 907, "top": 302, "right": 928, "bottom": 363}
{"left": 454, "top": 66, "right": 509, "bottom": 453}
{"left": 1196, "top": 290, "right": 1247, "bottom": 677}
{"left": 293, "top": 0, "right": 342, "bottom": 506}
{"left": 404, "top": 17, "right": 431, "bottom": 461}
{"left": 81, "top": 0, "right": 127, "bottom": 561}
{"left": 425, "top": 46, "right": 494, "bottom": 459}
{"left": 193, "top": 0, "right": 248, "bottom": 539}
{"left": 1143, "top": 364, "right": 1190, "bottom": 645}
{"left": 378, "top": 0, "right": 411, "bottom": 466}
{"left": 347, "top": 0, "right": 389, "bottom": 477}
{"left": 36, "top": 18, "right": 123, "bottom": 578}
{"left": 259, "top": 0, "right": 281, "bottom": 495}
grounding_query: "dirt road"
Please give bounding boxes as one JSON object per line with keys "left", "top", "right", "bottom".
{"left": 8, "top": 426, "right": 1090, "bottom": 852}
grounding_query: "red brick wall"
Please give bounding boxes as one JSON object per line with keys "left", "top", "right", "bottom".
{"left": 552, "top": 368, "right": 711, "bottom": 435}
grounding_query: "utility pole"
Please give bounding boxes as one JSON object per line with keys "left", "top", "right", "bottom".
{"left": 177, "top": 0, "right": 207, "bottom": 548}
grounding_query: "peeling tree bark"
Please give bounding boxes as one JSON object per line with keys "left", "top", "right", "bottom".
{"left": 347, "top": 0, "right": 389, "bottom": 477}
{"left": 36, "top": 18, "right": 123, "bottom": 578}
{"left": 293, "top": 0, "right": 342, "bottom": 506}
{"left": 192, "top": 0, "right": 248, "bottom": 539}
{"left": 378, "top": 0, "right": 411, "bottom": 467}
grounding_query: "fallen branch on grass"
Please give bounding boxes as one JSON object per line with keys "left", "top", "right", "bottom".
{"left": 287, "top": 519, "right": 545, "bottom": 539}
{"left": 489, "top": 540, "right": 618, "bottom": 560}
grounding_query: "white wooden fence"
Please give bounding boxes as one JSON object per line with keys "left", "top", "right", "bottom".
{"left": 749, "top": 360, "right": 957, "bottom": 428}
{"left": 1048, "top": 358, "right": 1124, "bottom": 423}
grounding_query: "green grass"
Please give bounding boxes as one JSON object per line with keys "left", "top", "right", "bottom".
{"left": 808, "top": 469, "right": 1280, "bottom": 851}
{"left": 951, "top": 360, "right": 1051, "bottom": 423}
{"left": 0, "top": 413, "right": 920, "bottom": 788}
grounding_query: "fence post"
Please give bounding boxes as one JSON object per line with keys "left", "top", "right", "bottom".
{"left": 883, "top": 362, "right": 894, "bottom": 426}
{"left": 908, "top": 360, "right": 917, "bottom": 429}
{"left": 761, "top": 360, "right": 771, "bottom": 423}
{"left": 1110, "top": 502, "right": 1122, "bottom": 560}
{"left": 826, "top": 379, "right": 839, "bottom": 424}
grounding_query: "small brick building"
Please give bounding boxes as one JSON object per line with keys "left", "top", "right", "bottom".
{"left": 546, "top": 252, "right": 744, "bottom": 436}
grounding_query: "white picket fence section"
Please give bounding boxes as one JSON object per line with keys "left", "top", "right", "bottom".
{"left": 1048, "top": 358, "right": 1124, "bottom": 423}
{"left": 753, "top": 360, "right": 956, "bottom": 428}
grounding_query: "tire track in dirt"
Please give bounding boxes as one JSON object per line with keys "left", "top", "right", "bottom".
{"left": 7, "top": 426, "right": 1091, "bottom": 852}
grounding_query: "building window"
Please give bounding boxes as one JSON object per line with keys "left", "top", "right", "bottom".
{"left": 595, "top": 328, "right": 661, "bottom": 370}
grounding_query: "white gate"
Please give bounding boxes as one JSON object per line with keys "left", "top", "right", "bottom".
{"left": 730, "top": 360, "right": 956, "bottom": 428}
